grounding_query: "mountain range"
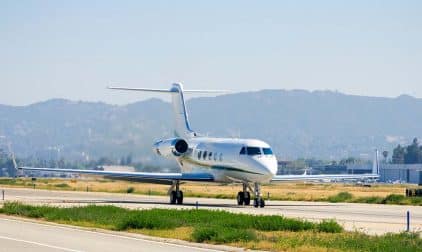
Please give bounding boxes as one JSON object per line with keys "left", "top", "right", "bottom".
{"left": 0, "top": 90, "right": 421, "bottom": 162}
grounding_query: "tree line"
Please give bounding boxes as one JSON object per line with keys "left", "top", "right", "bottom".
{"left": 392, "top": 138, "right": 422, "bottom": 164}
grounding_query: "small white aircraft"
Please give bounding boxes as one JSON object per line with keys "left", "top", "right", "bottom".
{"left": 19, "top": 83, "right": 379, "bottom": 208}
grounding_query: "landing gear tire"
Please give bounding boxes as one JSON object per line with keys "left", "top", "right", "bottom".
{"left": 253, "top": 198, "right": 265, "bottom": 208}
{"left": 237, "top": 192, "right": 244, "bottom": 205}
{"left": 259, "top": 198, "right": 265, "bottom": 208}
{"left": 170, "top": 191, "right": 177, "bottom": 204}
{"left": 244, "top": 192, "right": 251, "bottom": 205}
{"left": 253, "top": 198, "right": 259, "bottom": 208}
{"left": 253, "top": 182, "right": 265, "bottom": 208}
{"left": 176, "top": 191, "right": 183, "bottom": 205}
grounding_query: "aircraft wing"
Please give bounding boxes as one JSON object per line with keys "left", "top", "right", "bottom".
{"left": 271, "top": 173, "right": 379, "bottom": 182}
{"left": 19, "top": 167, "right": 214, "bottom": 184}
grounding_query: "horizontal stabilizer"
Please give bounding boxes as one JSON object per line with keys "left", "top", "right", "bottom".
{"left": 109, "top": 83, "right": 229, "bottom": 138}
{"left": 108, "top": 87, "right": 176, "bottom": 93}
{"left": 108, "top": 86, "right": 230, "bottom": 94}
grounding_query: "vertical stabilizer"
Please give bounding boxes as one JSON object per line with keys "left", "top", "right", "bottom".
{"left": 372, "top": 149, "right": 379, "bottom": 174}
{"left": 169, "top": 83, "right": 195, "bottom": 138}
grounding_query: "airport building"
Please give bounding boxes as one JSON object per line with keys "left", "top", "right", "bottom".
{"left": 278, "top": 161, "right": 422, "bottom": 185}
{"left": 347, "top": 164, "right": 422, "bottom": 185}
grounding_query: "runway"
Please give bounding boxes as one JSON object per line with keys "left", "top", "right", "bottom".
{"left": 1, "top": 187, "right": 421, "bottom": 235}
{"left": 0, "top": 216, "right": 235, "bottom": 252}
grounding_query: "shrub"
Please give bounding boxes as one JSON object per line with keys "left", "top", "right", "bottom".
{"left": 317, "top": 220, "right": 343, "bottom": 233}
{"left": 191, "top": 227, "right": 219, "bottom": 242}
{"left": 354, "top": 196, "right": 384, "bottom": 204}
{"left": 250, "top": 215, "right": 315, "bottom": 231}
{"left": 54, "top": 183, "right": 70, "bottom": 188}
{"left": 192, "top": 226, "right": 256, "bottom": 243}
{"left": 126, "top": 187, "right": 135, "bottom": 193}
{"left": 328, "top": 192, "right": 353, "bottom": 203}
{"left": 0, "top": 179, "right": 17, "bottom": 185}
{"left": 382, "top": 194, "right": 406, "bottom": 205}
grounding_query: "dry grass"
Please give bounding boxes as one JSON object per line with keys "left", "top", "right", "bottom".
{"left": 131, "top": 226, "right": 193, "bottom": 241}
{"left": 0, "top": 177, "right": 412, "bottom": 201}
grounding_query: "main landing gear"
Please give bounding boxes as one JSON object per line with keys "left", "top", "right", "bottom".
{"left": 237, "top": 183, "right": 251, "bottom": 205}
{"left": 169, "top": 180, "right": 183, "bottom": 204}
{"left": 237, "top": 182, "right": 265, "bottom": 208}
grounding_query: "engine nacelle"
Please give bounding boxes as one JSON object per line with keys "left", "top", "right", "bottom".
{"left": 153, "top": 138, "right": 189, "bottom": 157}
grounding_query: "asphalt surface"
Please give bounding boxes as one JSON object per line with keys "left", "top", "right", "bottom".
{"left": 1, "top": 187, "right": 421, "bottom": 235}
{"left": 0, "top": 216, "right": 229, "bottom": 252}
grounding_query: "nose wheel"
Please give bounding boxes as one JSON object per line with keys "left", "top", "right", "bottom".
{"left": 253, "top": 198, "right": 265, "bottom": 208}
{"left": 253, "top": 182, "right": 265, "bottom": 208}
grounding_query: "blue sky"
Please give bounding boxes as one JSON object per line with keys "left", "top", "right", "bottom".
{"left": 1, "top": 1, "right": 421, "bottom": 105}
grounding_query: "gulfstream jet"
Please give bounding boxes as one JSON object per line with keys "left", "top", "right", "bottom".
{"left": 19, "top": 83, "right": 379, "bottom": 208}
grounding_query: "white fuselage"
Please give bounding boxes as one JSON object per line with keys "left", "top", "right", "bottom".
{"left": 159, "top": 137, "right": 278, "bottom": 183}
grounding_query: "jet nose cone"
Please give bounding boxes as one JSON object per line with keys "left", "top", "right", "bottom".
{"left": 254, "top": 157, "right": 278, "bottom": 179}
{"left": 265, "top": 158, "right": 278, "bottom": 176}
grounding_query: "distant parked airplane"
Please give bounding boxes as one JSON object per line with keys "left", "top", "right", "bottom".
{"left": 19, "top": 83, "right": 379, "bottom": 208}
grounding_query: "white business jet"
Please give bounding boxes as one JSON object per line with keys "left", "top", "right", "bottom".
{"left": 19, "top": 83, "right": 379, "bottom": 208}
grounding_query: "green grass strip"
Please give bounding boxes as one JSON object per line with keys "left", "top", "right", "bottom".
{"left": 0, "top": 202, "right": 342, "bottom": 233}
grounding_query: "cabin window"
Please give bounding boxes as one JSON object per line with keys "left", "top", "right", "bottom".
{"left": 239, "top": 147, "right": 246, "bottom": 155}
{"left": 209, "top": 152, "right": 212, "bottom": 160}
{"left": 219, "top": 153, "right": 223, "bottom": 161}
{"left": 203, "top": 151, "right": 208, "bottom": 160}
{"left": 198, "top": 150, "right": 202, "bottom": 159}
{"left": 213, "top": 152, "right": 217, "bottom": 161}
{"left": 246, "top": 147, "right": 261, "bottom": 155}
{"left": 263, "top": 148, "right": 273, "bottom": 155}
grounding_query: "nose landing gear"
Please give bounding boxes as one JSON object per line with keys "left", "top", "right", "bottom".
{"left": 253, "top": 182, "right": 265, "bottom": 208}
{"left": 237, "top": 182, "right": 265, "bottom": 208}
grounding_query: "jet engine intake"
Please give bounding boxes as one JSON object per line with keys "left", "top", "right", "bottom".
{"left": 153, "top": 138, "right": 189, "bottom": 157}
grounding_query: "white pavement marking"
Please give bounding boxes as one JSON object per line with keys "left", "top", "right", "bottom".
{"left": 0, "top": 235, "right": 83, "bottom": 252}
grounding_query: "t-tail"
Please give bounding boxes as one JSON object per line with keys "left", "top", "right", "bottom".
{"left": 108, "top": 83, "right": 228, "bottom": 139}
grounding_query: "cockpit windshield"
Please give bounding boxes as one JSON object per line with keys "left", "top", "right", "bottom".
{"left": 263, "top": 148, "right": 273, "bottom": 155}
{"left": 246, "top": 147, "right": 261, "bottom": 155}
{"left": 240, "top": 146, "right": 273, "bottom": 155}
{"left": 240, "top": 147, "right": 246, "bottom": 155}
{"left": 239, "top": 147, "right": 274, "bottom": 156}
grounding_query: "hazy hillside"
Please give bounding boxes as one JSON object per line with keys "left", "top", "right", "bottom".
{"left": 0, "top": 90, "right": 421, "bottom": 161}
